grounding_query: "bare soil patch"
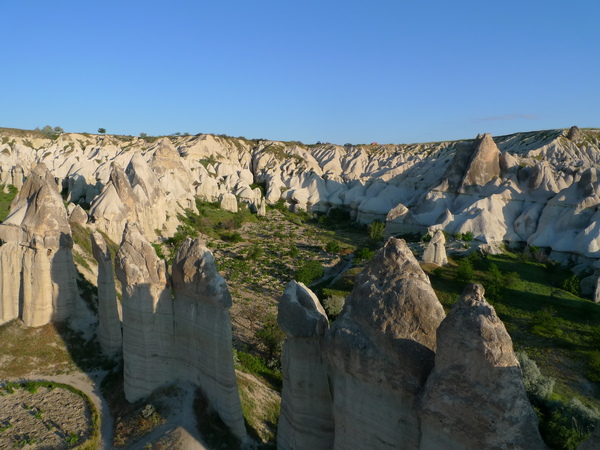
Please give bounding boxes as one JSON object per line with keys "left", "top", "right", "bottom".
{"left": 0, "top": 384, "right": 93, "bottom": 449}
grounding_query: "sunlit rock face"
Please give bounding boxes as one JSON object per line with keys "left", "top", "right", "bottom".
{"left": 422, "top": 229, "right": 447, "bottom": 266}
{"left": 0, "top": 163, "right": 91, "bottom": 328}
{"left": 277, "top": 281, "right": 334, "bottom": 450}
{"left": 322, "top": 237, "right": 446, "bottom": 449}
{"left": 418, "top": 284, "right": 547, "bottom": 450}
{"left": 171, "top": 238, "right": 246, "bottom": 441}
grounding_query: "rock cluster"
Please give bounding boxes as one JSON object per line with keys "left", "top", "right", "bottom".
{"left": 278, "top": 238, "right": 547, "bottom": 449}
{"left": 115, "top": 224, "right": 246, "bottom": 440}
{"left": 0, "top": 164, "right": 91, "bottom": 328}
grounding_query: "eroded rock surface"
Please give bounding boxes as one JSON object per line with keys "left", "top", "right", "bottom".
{"left": 0, "top": 163, "right": 91, "bottom": 328}
{"left": 277, "top": 281, "right": 334, "bottom": 450}
{"left": 418, "top": 284, "right": 547, "bottom": 450}
{"left": 422, "top": 229, "right": 447, "bottom": 266}
{"left": 323, "top": 237, "right": 446, "bottom": 449}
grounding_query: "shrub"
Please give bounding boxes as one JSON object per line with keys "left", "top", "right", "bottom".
{"left": 355, "top": 247, "right": 375, "bottom": 264}
{"left": 563, "top": 274, "right": 581, "bottom": 296}
{"left": 256, "top": 314, "right": 285, "bottom": 361}
{"left": 368, "top": 220, "right": 385, "bottom": 241}
{"left": 288, "top": 244, "right": 299, "bottom": 258}
{"left": 322, "top": 295, "right": 345, "bottom": 320}
{"left": 517, "top": 352, "right": 555, "bottom": 402}
{"left": 326, "top": 241, "right": 340, "bottom": 253}
{"left": 455, "top": 259, "right": 474, "bottom": 283}
{"left": 422, "top": 233, "right": 432, "bottom": 243}
{"left": 295, "top": 260, "right": 324, "bottom": 285}
{"left": 246, "top": 243, "right": 263, "bottom": 260}
{"left": 463, "top": 231, "right": 474, "bottom": 241}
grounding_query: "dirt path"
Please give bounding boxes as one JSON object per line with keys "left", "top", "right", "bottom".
{"left": 6, "top": 371, "right": 113, "bottom": 450}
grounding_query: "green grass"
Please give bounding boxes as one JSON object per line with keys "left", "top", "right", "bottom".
{"left": 0, "top": 185, "right": 18, "bottom": 222}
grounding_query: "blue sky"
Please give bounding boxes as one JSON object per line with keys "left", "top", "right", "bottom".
{"left": 1, "top": 1, "right": 599, "bottom": 144}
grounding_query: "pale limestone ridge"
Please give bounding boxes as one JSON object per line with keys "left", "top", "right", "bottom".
{"left": 418, "top": 284, "right": 547, "bottom": 450}
{"left": 0, "top": 163, "right": 91, "bottom": 329}
{"left": 91, "top": 231, "right": 122, "bottom": 358}
{"left": 116, "top": 222, "right": 173, "bottom": 402}
{"left": 422, "top": 229, "right": 447, "bottom": 266}
{"left": 322, "top": 237, "right": 446, "bottom": 449}
{"left": 171, "top": 238, "right": 246, "bottom": 441}
{"left": 277, "top": 281, "right": 334, "bottom": 450}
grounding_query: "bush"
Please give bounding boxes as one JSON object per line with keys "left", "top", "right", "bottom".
{"left": 517, "top": 352, "right": 555, "bottom": 402}
{"left": 563, "top": 274, "right": 581, "bottom": 296}
{"left": 295, "top": 260, "right": 324, "bottom": 285}
{"left": 325, "top": 241, "right": 340, "bottom": 253}
{"left": 422, "top": 233, "right": 432, "bottom": 243}
{"left": 322, "top": 295, "right": 345, "bottom": 320}
{"left": 355, "top": 247, "right": 375, "bottom": 264}
{"left": 368, "top": 220, "right": 385, "bottom": 241}
{"left": 256, "top": 314, "right": 285, "bottom": 360}
{"left": 246, "top": 243, "right": 264, "bottom": 260}
{"left": 455, "top": 259, "right": 474, "bottom": 283}
{"left": 288, "top": 244, "right": 299, "bottom": 258}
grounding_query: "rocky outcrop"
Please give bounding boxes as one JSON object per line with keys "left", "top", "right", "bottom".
{"left": 116, "top": 227, "right": 246, "bottom": 438}
{"left": 171, "top": 238, "right": 246, "bottom": 440}
{"left": 322, "top": 238, "right": 446, "bottom": 449}
{"left": 0, "top": 163, "right": 91, "bottom": 328}
{"left": 116, "top": 222, "right": 173, "bottom": 402}
{"left": 220, "top": 192, "right": 238, "bottom": 213}
{"left": 91, "top": 232, "right": 122, "bottom": 358}
{"left": 457, "top": 133, "right": 501, "bottom": 193}
{"left": 422, "top": 229, "right": 447, "bottom": 265}
{"left": 418, "top": 284, "right": 547, "bottom": 449}
{"left": 277, "top": 281, "right": 334, "bottom": 450}
{"left": 579, "top": 422, "right": 600, "bottom": 450}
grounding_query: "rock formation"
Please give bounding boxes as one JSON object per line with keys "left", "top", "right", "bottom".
{"left": 322, "top": 237, "right": 446, "bottom": 449}
{"left": 422, "top": 229, "right": 447, "bottom": 265}
{"left": 418, "top": 284, "right": 547, "bottom": 449}
{"left": 457, "top": 133, "right": 501, "bottom": 193}
{"left": 91, "top": 231, "right": 122, "bottom": 358}
{"left": 0, "top": 163, "right": 91, "bottom": 328}
{"left": 116, "top": 222, "right": 173, "bottom": 401}
{"left": 277, "top": 281, "right": 334, "bottom": 450}
{"left": 171, "top": 238, "right": 246, "bottom": 440}
{"left": 579, "top": 422, "right": 600, "bottom": 450}
{"left": 116, "top": 227, "right": 246, "bottom": 439}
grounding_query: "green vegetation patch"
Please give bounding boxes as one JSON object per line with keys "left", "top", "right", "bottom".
{"left": 0, "top": 185, "right": 18, "bottom": 222}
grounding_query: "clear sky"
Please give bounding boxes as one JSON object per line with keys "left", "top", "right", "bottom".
{"left": 1, "top": 1, "right": 599, "bottom": 145}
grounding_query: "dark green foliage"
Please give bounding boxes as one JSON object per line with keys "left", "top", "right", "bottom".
{"left": 288, "top": 244, "right": 299, "bottom": 258}
{"left": 517, "top": 352, "right": 555, "bottom": 402}
{"left": 455, "top": 258, "right": 474, "bottom": 283}
{"left": 354, "top": 247, "right": 375, "bottom": 264}
{"left": 0, "top": 184, "right": 18, "bottom": 222}
{"left": 325, "top": 241, "right": 340, "bottom": 253}
{"left": 246, "top": 243, "right": 264, "bottom": 260}
{"left": 422, "top": 233, "right": 432, "bottom": 243}
{"left": 563, "top": 275, "right": 581, "bottom": 296}
{"left": 97, "top": 128, "right": 106, "bottom": 134}
{"left": 236, "top": 351, "right": 282, "bottom": 391}
{"left": 318, "top": 207, "right": 352, "bottom": 228}
{"left": 256, "top": 314, "right": 285, "bottom": 360}
{"left": 295, "top": 260, "right": 324, "bottom": 285}
{"left": 220, "top": 231, "right": 243, "bottom": 243}
{"left": 368, "top": 220, "right": 385, "bottom": 241}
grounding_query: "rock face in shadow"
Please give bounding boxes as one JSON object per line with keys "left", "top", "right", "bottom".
{"left": 91, "top": 231, "right": 122, "bottom": 358}
{"left": 0, "top": 163, "right": 91, "bottom": 328}
{"left": 277, "top": 281, "right": 334, "bottom": 450}
{"left": 579, "top": 422, "right": 600, "bottom": 450}
{"left": 116, "top": 228, "right": 246, "bottom": 440}
{"left": 171, "top": 238, "right": 246, "bottom": 441}
{"left": 116, "top": 222, "right": 173, "bottom": 402}
{"left": 418, "top": 284, "right": 547, "bottom": 450}
{"left": 422, "top": 229, "right": 447, "bottom": 266}
{"left": 322, "top": 237, "right": 446, "bottom": 449}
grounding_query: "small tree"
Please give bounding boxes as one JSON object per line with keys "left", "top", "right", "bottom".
{"left": 256, "top": 314, "right": 285, "bottom": 360}
{"left": 326, "top": 241, "right": 340, "bottom": 253}
{"left": 368, "top": 220, "right": 385, "bottom": 241}
{"left": 455, "top": 258, "right": 474, "bottom": 283}
{"left": 98, "top": 128, "right": 106, "bottom": 134}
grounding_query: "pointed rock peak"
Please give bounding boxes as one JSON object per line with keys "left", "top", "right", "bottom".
{"left": 116, "top": 221, "right": 169, "bottom": 287}
{"left": 278, "top": 281, "right": 329, "bottom": 338}
{"left": 458, "top": 133, "right": 501, "bottom": 192}
{"left": 107, "top": 163, "right": 138, "bottom": 203}
{"left": 153, "top": 137, "right": 179, "bottom": 158}
{"left": 340, "top": 237, "right": 445, "bottom": 350}
{"left": 418, "top": 283, "right": 546, "bottom": 448}
{"left": 567, "top": 125, "right": 583, "bottom": 141}
{"left": 91, "top": 231, "right": 111, "bottom": 262}
{"left": 171, "top": 238, "right": 232, "bottom": 308}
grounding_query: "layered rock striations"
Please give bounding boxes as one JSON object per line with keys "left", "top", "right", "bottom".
{"left": 277, "top": 281, "right": 334, "bottom": 450}
{"left": 322, "top": 237, "right": 446, "bottom": 449}
{"left": 116, "top": 222, "right": 173, "bottom": 401}
{"left": 0, "top": 163, "right": 91, "bottom": 328}
{"left": 116, "top": 227, "right": 246, "bottom": 439}
{"left": 418, "top": 284, "right": 547, "bottom": 449}
{"left": 171, "top": 238, "right": 246, "bottom": 440}
{"left": 91, "top": 231, "right": 122, "bottom": 358}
